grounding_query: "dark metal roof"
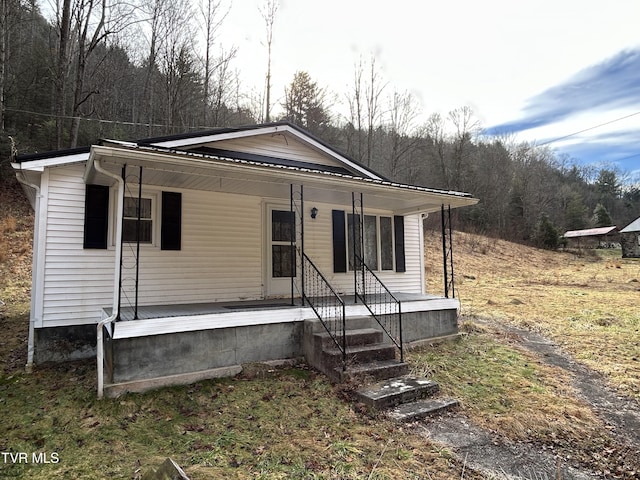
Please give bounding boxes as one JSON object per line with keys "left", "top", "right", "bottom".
{"left": 186, "top": 146, "right": 358, "bottom": 177}
{"left": 15, "top": 146, "right": 90, "bottom": 163}
{"left": 136, "top": 121, "right": 389, "bottom": 181}
{"left": 14, "top": 121, "right": 387, "bottom": 181}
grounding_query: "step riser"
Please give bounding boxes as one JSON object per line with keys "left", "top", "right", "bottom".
{"left": 307, "top": 316, "right": 378, "bottom": 334}
{"left": 314, "top": 330, "right": 383, "bottom": 350}
{"left": 322, "top": 345, "right": 396, "bottom": 369}
{"left": 340, "top": 362, "right": 410, "bottom": 383}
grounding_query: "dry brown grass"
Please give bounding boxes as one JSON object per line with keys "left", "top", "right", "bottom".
{"left": 425, "top": 229, "right": 640, "bottom": 399}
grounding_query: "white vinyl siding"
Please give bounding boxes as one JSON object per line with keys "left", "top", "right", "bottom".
{"left": 39, "top": 165, "right": 423, "bottom": 328}
{"left": 210, "top": 134, "right": 346, "bottom": 170}
{"left": 43, "top": 165, "right": 114, "bottom": 326}
{"left": 41, "top": 166, "right": 263, "bottom": 327}
{"left": 303, "top": 208, "right": 422, "bottom": 295}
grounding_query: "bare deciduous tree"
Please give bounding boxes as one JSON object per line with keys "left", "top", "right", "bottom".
{"left": 259, "top": 0, "right": 277, "bottom": 123}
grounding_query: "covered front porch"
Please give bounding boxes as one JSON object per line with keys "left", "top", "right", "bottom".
{"left": 86, "top": 134, "right": 475, "bottom": 397}
{"left": 101, "top": 293, "right": 461, "bottom": 398}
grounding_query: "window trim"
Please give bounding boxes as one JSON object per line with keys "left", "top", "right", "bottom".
{"left": 113, "top": 192, "right": 158, "bottom": 247}
{"left": 346, "top": 213, "right": 395, "bottom": 273}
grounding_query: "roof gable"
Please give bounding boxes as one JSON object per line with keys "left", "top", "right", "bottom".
{"left": 620, "top": 216, "right": 640, "bottom": 233}
{"left": 14, "top": 122, "right": 384, "bottom": 180}
{"left": 140, "top": 122, "right": 382, "bottom": 180}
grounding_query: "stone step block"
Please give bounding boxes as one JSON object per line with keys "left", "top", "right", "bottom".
{"left": 353, "top": 376, "right": 439, "bottom": 410}
{"left": 386, "top": 398, "right": 460, "bottom": 422}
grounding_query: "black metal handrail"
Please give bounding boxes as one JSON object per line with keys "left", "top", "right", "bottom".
{"left": 353, "top": 254, "right": 403, "bottom": 362}
{"left": 301, "top": 252, "right": 347, "bottom": 371}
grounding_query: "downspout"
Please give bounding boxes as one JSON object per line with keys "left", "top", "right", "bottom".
{"left": 420, "top": 213, "right": 428, "bottom": 296}
{"left": 14, "top": 171, "right": 40, "bottom": 372}
{"left": 93, "top": 158, "right": 124, "bottom": 399}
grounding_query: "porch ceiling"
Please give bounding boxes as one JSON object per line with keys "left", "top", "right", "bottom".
{"left": 85, "top": 144, "right": 478, "bottom": 214}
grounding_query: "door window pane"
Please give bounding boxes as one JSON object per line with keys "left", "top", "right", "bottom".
{"left": 272, "top": 210, "right": 295, "bottom": 242}
{"left": 272, "top": 245, "right": 296, "bottom": 277}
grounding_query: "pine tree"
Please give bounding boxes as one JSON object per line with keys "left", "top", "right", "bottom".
{"left": 592, "top": 203, "right": 612, "bottom": 228}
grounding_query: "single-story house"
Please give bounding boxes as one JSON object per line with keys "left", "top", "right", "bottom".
{"left": 562, "top": 226, "right": 619, "bottom": 249}
{"left": 13, "top": 122, "right": 478, "bottom": 398}
{"left": 620, "top": 217, "right": 640, "bottom": 258}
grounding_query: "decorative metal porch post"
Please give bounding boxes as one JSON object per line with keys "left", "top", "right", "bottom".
{"left": 441, "top": 204, "right": 455, "bottom": 298}
{"left": 290, "top": 184, "right": 305, "bottom": 306}
{"left": 351, "top": 192, "right": 364, "bottom": 303}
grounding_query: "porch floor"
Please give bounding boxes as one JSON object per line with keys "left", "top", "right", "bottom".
{"left": 106, "top": 293, "right": 444, "bottom": 322}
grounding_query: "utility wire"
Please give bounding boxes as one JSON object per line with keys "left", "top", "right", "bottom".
{"left": 4, "top": 107, "right": 218, "bottom": 131}
{"left": 537, "top": 110, "right": 640, "bottom": 146}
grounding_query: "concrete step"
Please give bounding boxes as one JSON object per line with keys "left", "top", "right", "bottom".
{"left": 323, "top": 343, "right": 396, "bottom": 368}
{"left": 387, "top": 398, "right": 460, "bottom": 422}
{"left": 353, "top": 376, "right": 439, "bottom": 409}
{"left": 314, "top": 328, "right": 383, "bottom": 350}
{"left": 338, "top": 359, "right": 410, "bottom": 383}
{"left": 307, "top": 315, "right": 376, "bottom": 334}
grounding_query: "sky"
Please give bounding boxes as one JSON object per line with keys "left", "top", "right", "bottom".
{"left": 218, "top": 0, "right": 640, "bottom": 179}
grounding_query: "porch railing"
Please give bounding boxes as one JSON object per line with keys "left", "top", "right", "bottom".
{"left": 302, "top": 252, "right": 347, "bottom": 371}
{"left": 354, "top": 254, "right": 403, "bottom": 362}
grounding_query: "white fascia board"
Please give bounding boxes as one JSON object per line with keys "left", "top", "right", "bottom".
{"left": 148, "top": 125, "right": 288, "bottom": 148}
{"left": 12, "top": 152, "right": 89, "bottom": 171}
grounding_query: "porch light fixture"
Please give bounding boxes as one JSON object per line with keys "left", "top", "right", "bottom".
{"left": 310, "top": 207, "right": 318, "bottom": 219}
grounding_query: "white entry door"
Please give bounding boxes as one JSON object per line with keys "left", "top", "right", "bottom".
{"left": 265, "top": 206, "right": 298, "bottom": 297}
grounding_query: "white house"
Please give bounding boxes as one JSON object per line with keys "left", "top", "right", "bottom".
{"left": 13, "top": 122, "right": 478, "bottom": 397}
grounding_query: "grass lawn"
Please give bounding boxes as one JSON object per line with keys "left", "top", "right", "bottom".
{"left": 424, "top": 230, "right": 639, "bottom": 400}
{"left": 2, "top": 198, "right": 639, "bottom": 477}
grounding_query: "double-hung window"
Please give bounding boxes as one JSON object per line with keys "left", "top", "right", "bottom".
{"left": 84, "top": 186, "right": 181, "bottom": 250}
{"left": 122, "top": 196, "right": 153, "bottom": 244}
{"left": 332, "top": 210, "right": 405, "bottom": 273}
{"left": 347, "top": 214, "right": 394, "bottom": 271}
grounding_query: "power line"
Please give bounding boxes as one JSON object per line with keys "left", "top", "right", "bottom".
{"left": 538, "top": 110, "right": 640, "bottom": 146}
{"left": 4, "top": 107, "right": 218, "bottom": 131}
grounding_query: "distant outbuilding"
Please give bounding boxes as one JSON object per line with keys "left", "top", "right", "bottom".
{"left": 620, "top": 217, "right": 640, "bottom": 258}
{"left": 562, "top": 226, "right": 619, "bottom": 249}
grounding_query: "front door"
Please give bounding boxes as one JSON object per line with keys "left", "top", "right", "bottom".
{"left": 266, "top": 206, "right": 297, "bottom": 297}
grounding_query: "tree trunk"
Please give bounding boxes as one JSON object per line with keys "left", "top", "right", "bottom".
{"left": 55, "top": 0, "right": 72, "bottom": 149}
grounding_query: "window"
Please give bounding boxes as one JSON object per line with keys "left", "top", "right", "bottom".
{"left": 347, "top": 214, "right": 393, "bottom": 271}
{"left": 332, "top": 210, "right": 405, "bottom": 273}
{"left": 380, "top": 216, "right": 394, "bottom": 271}
{"left": 84, "top": 188, "right": 181, "bottom": 250}
{"left": 122, "top": 196, "right": 153, "bottom": 244}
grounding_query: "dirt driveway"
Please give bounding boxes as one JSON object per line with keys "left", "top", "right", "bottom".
{"left": 414, "top": 319, "right": 640, "bottom": 479}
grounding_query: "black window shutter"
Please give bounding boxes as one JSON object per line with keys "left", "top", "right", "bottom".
{"left": 394, "top": 215, "right": 406, "bottom": 272}
{"left": 83, "top": 184, "right": 109, "bottom": 249}
{"left": 332, "top": 210, "right": 347, "bottom": 273}
{"left": 161, "top": 191, "right": 182, "bottom": 250}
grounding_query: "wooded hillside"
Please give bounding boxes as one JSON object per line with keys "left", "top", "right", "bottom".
{"left": 0, "top": 0, "right": 638, "bottom": 244}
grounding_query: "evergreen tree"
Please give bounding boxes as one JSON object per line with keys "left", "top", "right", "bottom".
{"left": 532, "top": 213, "right": 559, "bottom": 250}
{"left": 592, "top": 203, "right": 613, "bottom": 227}
{"left": 565, "top": 192, "right": 588, "bottom": 230}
